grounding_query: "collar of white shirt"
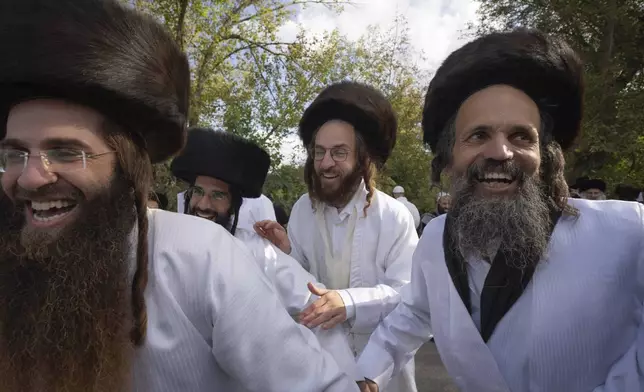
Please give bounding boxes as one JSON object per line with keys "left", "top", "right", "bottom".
{"left": 322, "top": 180, "right": 368, "bottom": 223}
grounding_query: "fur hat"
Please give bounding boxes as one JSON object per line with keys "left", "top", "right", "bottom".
{"left": 578, "top": 178, "right": 606, "bottom": 193}
{"left": 170, "top": 128, "right": 271, "bottom": 198}
{"left": 299, "top": 81, "right": 397, "bottom": 167}
{"left": 422, "top": 29, "right": 583, "bottom": 153}
{"left": 614, "top": 184, "right": 641, "bottom": 201}
{"left": 0, "top": 0, "right": 190, "bottom": 163}
{"left": 570, "top": 176, "right": 590, "bottom": 190}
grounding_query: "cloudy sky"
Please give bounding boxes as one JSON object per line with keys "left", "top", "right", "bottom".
{"left": 277, "top": 0, "right": 480, "bottom": 163}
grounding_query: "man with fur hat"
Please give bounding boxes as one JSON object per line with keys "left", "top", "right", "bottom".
{"left": 579, "top": 178, "right": 607, "bottom": 200}
{"left": 0, "top": 1, "right": 359, "bottom": 391}
{"left": 170, "top": 127, "right": 362, "bottom": 380}
{"left": 358, "top": 29, "right": 644, "bottom": 392}
{"left": 256, "top": 81, "right": 419, "bottom": 392}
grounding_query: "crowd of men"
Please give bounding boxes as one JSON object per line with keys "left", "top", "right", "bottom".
{"left": 0, "top": 1, "right": 643, "bottom": 392}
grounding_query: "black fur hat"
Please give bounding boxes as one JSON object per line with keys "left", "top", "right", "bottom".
{"left": 299, "top": 81, "right": 397, "bottom": 167}
{"left": 422, "top": 29, "right": 583, "bottom": 153}
{"left": 170, "top": 128, "right": 271, "bottom": 198}
{"left": 614, "top": 184, "right": 641, "bottom": 201}
{"left": 0, "top": 0, "right": 190, "bottom": 163}
{"left": 578, "top": 178, "right": 606, "bottom": 193}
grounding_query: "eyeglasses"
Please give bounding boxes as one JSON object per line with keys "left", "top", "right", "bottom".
{"left": 0, "top": 148, "right": 115, "bottom": 174}
{"left": 188, "top": 186, "right": 229, "bottom": 203}
{"left": 310, "top": 146, "right": 350, "bottom": 162}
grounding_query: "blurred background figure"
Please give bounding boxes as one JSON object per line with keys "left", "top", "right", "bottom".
{"left": 273, "top": 203, "right": 289, "bottom": 229}
{"left": 579, "top": 178, "right": 607, "bottom": 200}
{"left": 392, "top": 185, "right": 420, "bottom": 230}
{"left": 614, "top": 184, "right": 641, "bottom": 201}
{"left": 435, "top": 192, "right": 451, "bottom": 215}
{"left": 569, "top": 176, "right": 588, "bottom": 198}
{"left": 148, "top": 191, "right": 168, "bottom": 210}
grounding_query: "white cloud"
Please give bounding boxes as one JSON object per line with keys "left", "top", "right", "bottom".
{"left": 279, "top": 0, "right": 480, "bottom": 72}
{"left": 278, "top": 0, "right": 480, "bottom": 163}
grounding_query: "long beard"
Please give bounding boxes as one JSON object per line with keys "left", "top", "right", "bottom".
{"left": 449, "top": 161, "right": 552, "bottom": 269}
{"left": 0, "top": 177, "right": 136, "bottom": 392}
{"left": 310, "top": 165, "right": 363, "bottom": 208}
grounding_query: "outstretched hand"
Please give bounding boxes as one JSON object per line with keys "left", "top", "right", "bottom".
{"left": 299, "top": 283, "right": 347, "bottom": 330}
{"left": 357, "top": 380, "right": 379, "bottom": 392}
{"left": 254, "top": 220, "right": 290, "bottom": 254}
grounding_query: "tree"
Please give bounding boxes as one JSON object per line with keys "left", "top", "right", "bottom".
{"left": 123, "top": 0, "right": 350, "bottom": 201}
{"left": 473, "top": 0, "right": 644, "bottom": 191}
{"left": 263, "top": 164, "right": 308, "bottom": 212}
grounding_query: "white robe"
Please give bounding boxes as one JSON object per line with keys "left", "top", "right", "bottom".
{"left": 132, "top": 209, "right": 359, "bottom": 392}
{"left": 395, "top": 196, "right": 420, "bottom": 229}
{"left": 288, "top": 187, "right": 419, "bottom": 392}
{"left": 358, "top": 199, "right": 644, "bottom": 392}
{"left": 234, "top": 227, "right": 361, "bottom": 380}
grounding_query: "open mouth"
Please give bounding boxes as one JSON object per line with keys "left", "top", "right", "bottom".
{"left": 195, "top": 211, "right": 215, "bottom": 220}
{"left": 477, "top": 173, "right": 516, "bottom": 189}
{"left": 29, "top": 200, "right": 78, "bottom": 226}
{"left": 321, "top": 173, "right": 339, "bottom": 180}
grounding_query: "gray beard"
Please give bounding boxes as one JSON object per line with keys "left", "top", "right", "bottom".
{"left": 449, "top": 174, "right": 552, "bottom": 269}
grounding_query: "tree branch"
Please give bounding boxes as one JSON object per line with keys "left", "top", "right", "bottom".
{"left": 234, "top": 0, "right": 351, "bottom": 25}
{"left": 174, "top": 0, "right": 189, "bottom": 50}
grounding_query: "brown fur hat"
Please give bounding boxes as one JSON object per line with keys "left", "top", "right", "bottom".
{"left": 299, "top": 81, "right": 397, "bottom": 167}
{"left": 422, "top": 29, "right": 584, "bottom": 153}
{"left": 0, "top": 0, "right": 190, "bottom": 163}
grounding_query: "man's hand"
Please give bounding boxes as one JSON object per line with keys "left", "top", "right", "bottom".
{"left": 299, "top": 283, "right": 347, "bottom": 329}
{"left": 254, "top": 220, "right": 291, "bottom": 254}
{"left": 357, "top": 380, "right": 379, "bottom": 392}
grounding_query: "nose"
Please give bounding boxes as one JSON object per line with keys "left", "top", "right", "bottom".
{"left": 318, "top": 152, "right": 336, "bottom": 170}
{"left": 16, "top": 155, "right": 57, "bottom": 191}
{"left": 483, "top": 134, "right": 514, "bottom": 161}
{"left": 196, "top": 194, "right": 214, "bottom": 211}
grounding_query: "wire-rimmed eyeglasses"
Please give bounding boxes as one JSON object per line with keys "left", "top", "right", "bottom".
{"left": 0, "top": 148, "right": 116, "bottom": 174}
{"left": 310, "top": 146, "right": 350, "bottom": 162}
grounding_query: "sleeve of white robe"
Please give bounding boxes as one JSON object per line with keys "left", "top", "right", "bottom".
{"left": 356, "top": 234, "right": 433, "bottom": 390}
{"left": 252, "top": 234, "right": 363, "bottom": 381}
{"left": 593, "top": 203, "right": 644, "bottom": 392}
{"left": 342, "top": 207, "right": 418, "bottom": 332}
{"left": 205, "top": 233, "right": 359, "bottom": 392}
{"left": 286, "top": 198, "right": 310, "bottom": 270}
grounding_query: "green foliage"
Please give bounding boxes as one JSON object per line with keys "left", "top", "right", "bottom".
{"left": 124, "top": 1, "right": 442, "bottom": 211}
{"left": 263, "top": 164, "right": 308, "bottom": 213}
{"left": 473, "top": 0, "right": 644, "bottom": 191}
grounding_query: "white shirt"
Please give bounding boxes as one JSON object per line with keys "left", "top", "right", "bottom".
{"left": 288, "top": 186, "right": 419, "bottom": 392}
{"left": 359, "top": 199, "right": 644, "bottom": 392}
{"left": 132, "top": 209, "right": 359, "bottom": 392}
{"left": 395, "top": 196, "right": 420, "bottom": 229}
{"left": 237, "top": 194, "right": 276, "bottom": 231}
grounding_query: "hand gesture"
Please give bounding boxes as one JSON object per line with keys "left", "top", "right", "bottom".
{"left": 359, "top": 380, "right": 379, "bottom": 392}
{"left": 254, "top": 220, "right": 290, "bottom": 254}
{"left": 299, "top": 283, "right": 347, "bottom": 329}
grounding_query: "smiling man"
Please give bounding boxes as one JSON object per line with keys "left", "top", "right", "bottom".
{"left": 171, "top": 128, "right": 360, "bottom": 380}
{"left": 357, "top": 29, "right": 644, "bottom": 392}
{"left": 0, "top": 1, "right": 359, "bottom": 392}
{"left": 256, "top": 81, "right": 419, "bottom": 392}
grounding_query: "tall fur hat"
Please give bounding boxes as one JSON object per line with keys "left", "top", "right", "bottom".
{"left": 170, "top": 128, "right": 271, "bottom": 198}
{"left": 299, "top": 81, "right": 397, "bottom": 167}
{"left": 0, "top": 0, "right": 190, "bottom": 163}
{"left": 578, "top": 178, "right": 606, "bottom": 193}
{"left": 422, "top": 29, "right": 584, "bottom": 153}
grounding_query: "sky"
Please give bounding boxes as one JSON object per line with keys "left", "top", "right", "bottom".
{"left": 276, "top": 0, "right": 480, "bottom": 164}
